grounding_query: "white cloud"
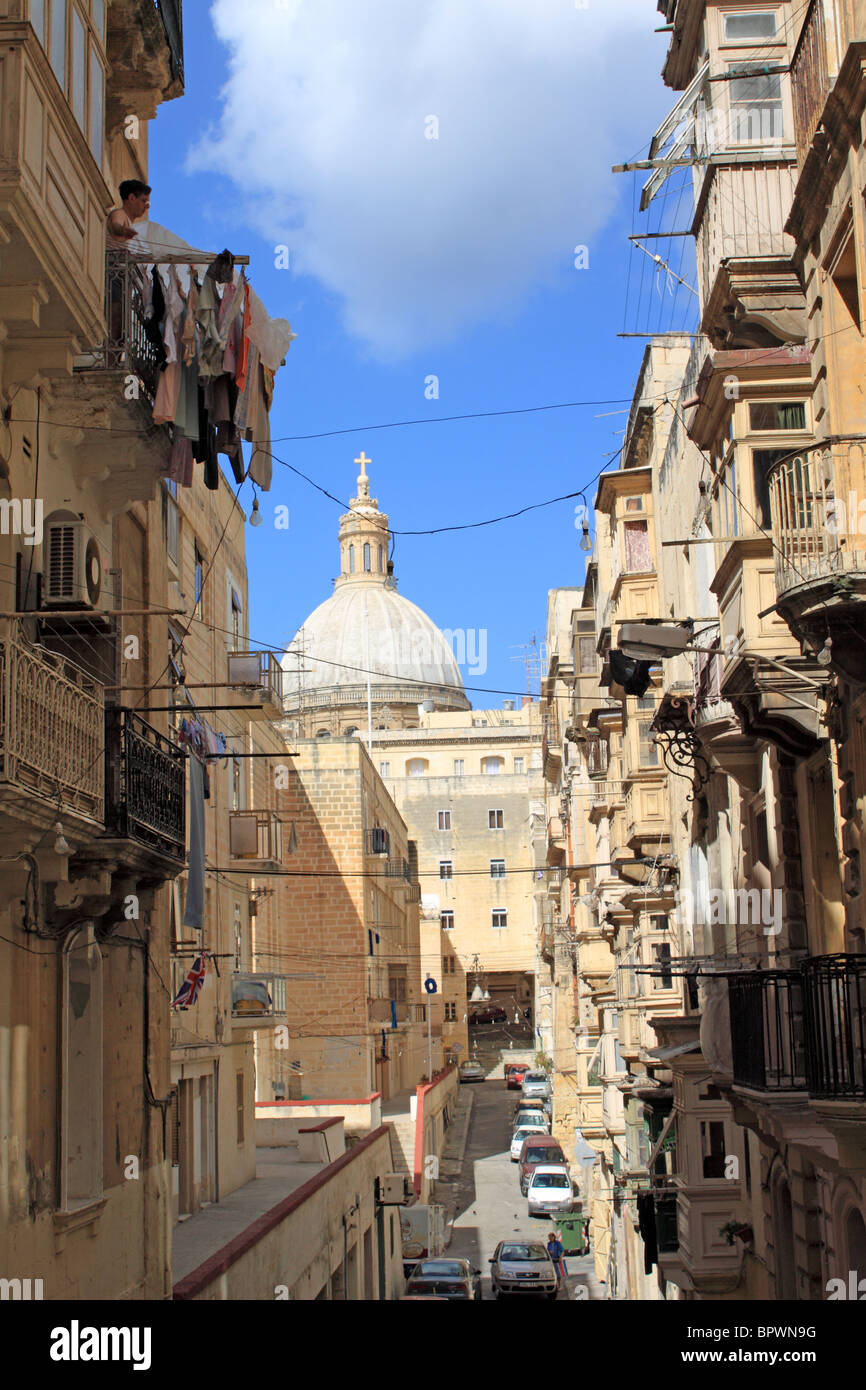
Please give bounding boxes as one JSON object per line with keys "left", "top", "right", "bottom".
{"left": 192, "top": 0, "right": 663, "bottom": 358}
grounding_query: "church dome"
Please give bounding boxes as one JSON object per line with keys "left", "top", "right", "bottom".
{"left": 281, "top": 456, "right": 469, "bottom": 719}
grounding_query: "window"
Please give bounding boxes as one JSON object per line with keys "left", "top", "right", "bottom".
{"left": 748, "top": 401, "right": 806, "bottom": 432}
{"left": 578, "top": 636, "right": 596, "bottom": 673}
{"left": 489, "top": 809, "right": 504, "bottom": 829}
{"left": 389, "top": 973, "right": 407, "bottom": 1002}
{"left": 348, "top": 544, "right": 355, "bottom": 572}
{"left": 437, "top": 810, "right": 451, "bottom": 831}
{"left": 369, "top": 827, "right": 389, "bottom": 855}
{"left": 700, "top": 1120, "right": 727, "bottom": 1179}
{"left": 378, "top": 545, "right": 383, "bottom": 572}
{"left": 444, "top": 956, "right": 456, "bottom": 975}
{"left": 407, "top": 758, "right": 427, "bottom": 777}
{"left": 653, "top": 943, "right": 673, "bottom": 990}
{"left": 728, "top": 64, "right": 784, "bottom": 143}
{"left": 638, "top": 722, "right": 659, "bottom": 767}
{"left": 441, "top": 910, "right": 454, "bottom": 930}
{"left": 723, "top": 11, "right": 777, "bottom": 40}
{"left": 316, "top": 729, "right": 331, "bottom": 739}
{"left": 453, "top": 759, "right": 465, "bottom": 776}
{"left": 236, "top": 1072, "right": 245, "bottom": 1145}
{"left": 492, "top": 909, "right": 508, "bottom": 929}
{"left": 474, "top": 718, "right": 488, "bottom": 727}
{"left": 379, "top": 761, "right": 391, "bottom": 778}
{"left": 752, "top": 448, "right": 789, "bottom": 528}
{"left": 445, "top": 1002, "right": 457, "bottom": 1021}
{"left": 625, "top": 496, "right": 643, "bottom": 511}
{"left": 230, "top": 585, "right": 242, "bottom": 647}
{"left": 231, "top": 754, "right": 241, "bottom": 812}
{"left": 439, "top": 861, "right": 453, "bottom": 880}
{"left": 33, "top": 0, "right": 106, "bottom": 162}
{"left": 163, "top": 480, "right": 179, "bottom": 568}
{"left": 61, "top": 925, "right": 103, "bottom": 1210}
{"left": 490, "top": 859, "right": 506, "bottom": 879}
{"left": 513, "top": 756, "right": 525, "bottom": 775}
{"left": 194, "top": 543, "right": 205, "bottom": 611}
{"left": 624, "top": 520, "right": 651, "bottom": 572}
{"left": 830, "top": 233, "right": 861, "bottom": 329}
{"left": 482, "top": 756, "right": 503, "bottom": 775}
{"left": 363, "top": 542, "right": 371, "bottom": 571}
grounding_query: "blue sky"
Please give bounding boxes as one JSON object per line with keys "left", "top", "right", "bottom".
{"left": 148, "top": 0, "right": 694, "bottom": 703}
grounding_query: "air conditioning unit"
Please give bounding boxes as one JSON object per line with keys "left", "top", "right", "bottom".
{"left": 380, "top": 1174, "right": 412, "bottom": 1205}
{"left": 43, "top": 516, "right": 108, "bottom": 610}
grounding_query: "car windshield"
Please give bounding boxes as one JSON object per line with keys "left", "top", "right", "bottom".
{"left": 526, "top": 1147, "right": 563, "bottom": 1162}
{"left": 498, "top": 1244, "right": 549, "bottom": 1262}
{"left": 514, "top": 1129, "right": 539, "bottom": 1142}
{"left": 415, "top": 1261, "right": 464, "bottom": 1276}
{"left": 531, "top": 1173, "right": 570, "bottom": 1188}
{"left": 524, "top": 1074, "right": 547, "bottom": 1083}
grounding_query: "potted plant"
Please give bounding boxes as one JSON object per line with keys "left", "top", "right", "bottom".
{"left": 718, "top": 1219, "right": 753, "bottom": 1246}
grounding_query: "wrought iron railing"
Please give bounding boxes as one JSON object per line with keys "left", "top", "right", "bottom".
{"left": 728, "top": 970, "right": 807, "bottom": 1091}
{"left": 229, "top": 809, "right": 282, "bottom": 863}
{"left": 803, "top": 955, "right": 866, "bottom": 1099}
{"left": 231, "top": 972, "right": 287, "bottom": 1021}
{"left": 0, "top": 620, "right": 104, "bottom": 823}
{"left": 75, "top": 252, "right": 163, "bottom": 400}
{"left": 104, "top": 707, "right": 185, "bottom": 860}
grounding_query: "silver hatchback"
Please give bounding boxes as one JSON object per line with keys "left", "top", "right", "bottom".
{"left": 521, "top": 1071, "right": 551, "bottom": 1102}
{"left": 489, "top": 1240, "right": 559, "bottom": 1299}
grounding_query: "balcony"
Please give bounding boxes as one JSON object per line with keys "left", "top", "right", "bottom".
{"left": 105, "top": 0, "right": 184, "bottom": 133}
{"left": 104, "top": 707, "right": 185, "bottom": 864}
{"left": 546, "top": 813, "right": 565, "bottom": 866}
{"left": 226, "top": 650, "right": 286, "bottom": 723}
{"left": 790, "top": 0, "right": 832, "bottom": 167}
{"left": 728, "top": 970, "right": 807, "bottom": 1092}
{"left": 0, "top": 29, "right": 109, "bottom": 384}
{"left": 368, "top": 997, "right": 410, "bottom": 1025}
{"left": 803, "top": 955, "right": 866, "bottom": 1101}
{"left": 231, "top": 972, "right": 287, "bottom": 1031}
{"left": 542, "top": 734, "right": 561, "bottom": 783}
{"left": 0, "top": 620, "right": 104, "bottom": 834}
{"left": 229, "top": 810, "right": 282, "bottom": 868}
{"left": 365, "top": 826, "right": 390, "bottom": 857}
{"left": 768, "top": 442, "right": 866, "bottom": 680}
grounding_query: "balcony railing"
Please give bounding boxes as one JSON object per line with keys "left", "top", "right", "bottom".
{"left": 0, "top": 621, "right": 104, "bottom": 825}
{"left": 231, "top": 972, "right": 287, "bottom": 1023}
{"left": 803, "top": 955, "right": 866, "bottom": 1100}
{"left": 104, "top": 708, "right": 185, "bottom": 860}
{"left": 768, "top": 442, "right": 866, "bottom": 598}
{"left": 229, "top": 810, "right": 282, "bottom": 866}
{"left": 791, "top": 0, "right": 831, "bottom": 165}
{"left": 227, "top": 650, "right": 285, "bottom": 721}
{"left": 728, "top": 970, "right": 807, "bottom": 1091}
{"left": 76, "top": 253, "right": 164, "bottom": 401}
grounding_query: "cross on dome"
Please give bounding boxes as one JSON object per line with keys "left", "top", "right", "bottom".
{"left": 354, "top": 451, "right": 372, "bottom": 498}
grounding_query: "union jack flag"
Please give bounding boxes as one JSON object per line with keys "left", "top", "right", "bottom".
{"left": 173, "top": 952, "right": 209, "bottom": 1009}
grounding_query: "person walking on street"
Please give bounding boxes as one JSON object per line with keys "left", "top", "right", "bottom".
{"left": 547, "top": 1231, "right": 567, "bottom": 1282}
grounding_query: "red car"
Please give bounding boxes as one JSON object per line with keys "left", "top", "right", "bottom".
{"left": 506, "top": 1063, "right": 531, "bottom": 1090}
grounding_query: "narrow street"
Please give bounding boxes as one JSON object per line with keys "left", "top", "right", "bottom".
{"left": 444, "top": 1074, "right": 603, "bottom": 1301}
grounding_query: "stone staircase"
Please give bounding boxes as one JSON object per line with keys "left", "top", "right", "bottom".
{"left": 387, "top": 1114, "right": 416, "bottom": 1179}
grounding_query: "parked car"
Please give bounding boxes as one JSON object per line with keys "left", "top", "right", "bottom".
{"left": 505, "top": 1063, "right": 531, "bottom": 1089}
{"left": 514, "top": 1094, "right": 551, "bottom": 1120}
{"left": 470, "top": 1006, "right": 508, "bottom": 1025}
{"left": 459, "top": 1060, "right": 485, "bottom": 1083}
{"left": 511, "top": 1124, "right": 548, "bottom": 1161}
{"left": 521, "top": 1071, "right": 552, "bottom": 1102}
{"left": 405, "top": 1258, "right": 482, "bottom": 1300}
{"left": 489, "top": 1241, "right": 559, "bottom": 1299}
{"left": 518, "top": 1135, "right": 568, "bottom": 1195}
{"left": 527, "top": 1164, "right": 574, "bottom": 1217}
{"left": 512, "top": 1108, "right": 549, "bottom": 1133}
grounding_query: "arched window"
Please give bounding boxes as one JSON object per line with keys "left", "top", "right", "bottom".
{"left": 407, "top": 758, "right": 428, "bottom": 777}
{"left": 378, "top": 545, "right": 383, "bottom": 572}
{"left": 363, "top": 542, "right": 371, "bottom": 571}
{"left": 846, "top": 1205, "right": 866, "bottom": 1275}
{"left": 316, "top": 729, "right": 331, "bottom": 739}
{"left": 348, "top": 545, "right": 355, "bottom": 573}
{"left": 61, "top": 925, "right": 103, "bottom": 1210}
{"left": 482, "top": 756, "right": 504, "bottom": 775}
{"left": 345, "top": 726, "right": 358, "bottom": 736}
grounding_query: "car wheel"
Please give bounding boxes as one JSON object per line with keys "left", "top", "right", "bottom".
{"left": 547, "top": 1290, "right": 558, "bottom": 1301}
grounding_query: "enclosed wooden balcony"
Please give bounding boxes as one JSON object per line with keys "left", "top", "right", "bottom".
{"left": 790, "top": 0, "right": 833, "bottom": 167}
{"left": 0, "top": 618, "right": 104, "bottom": 835}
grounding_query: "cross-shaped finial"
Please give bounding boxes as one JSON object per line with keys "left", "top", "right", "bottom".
{"left": 354, "top": 451, "right": 372, "bottom": 477}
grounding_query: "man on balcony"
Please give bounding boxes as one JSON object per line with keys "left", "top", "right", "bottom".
{"left": 106, "top": 179, "right": 152, "bottom": 339}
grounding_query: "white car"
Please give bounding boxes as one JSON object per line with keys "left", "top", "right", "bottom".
{"left": 512, "top": 1109, "right": 550, "bottom": 1133}
{"left": 521, "top": 1071, "right": 552, "bottom": 1102}
{"left": 527, "top": 1164, "right": 574, "bottom": 1216}
{"left": 510, "top": 1124, "right": 548, "bottom": 1161}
